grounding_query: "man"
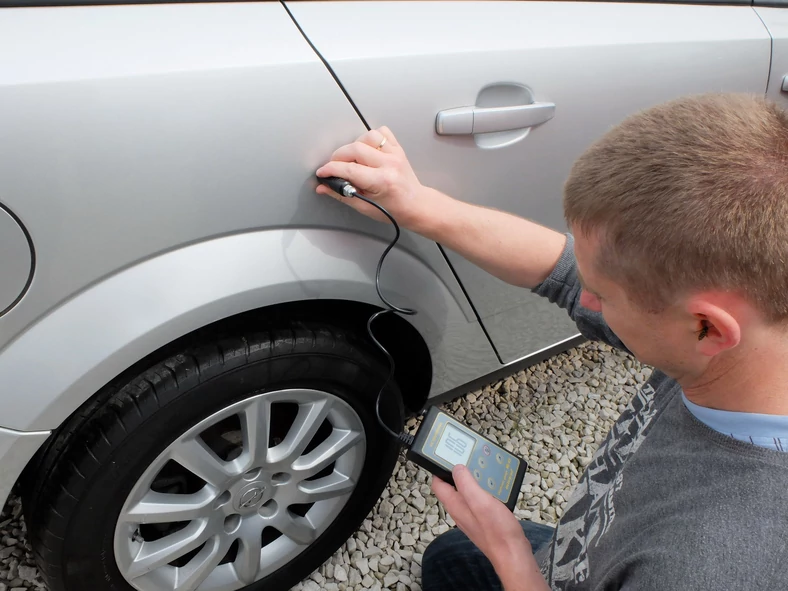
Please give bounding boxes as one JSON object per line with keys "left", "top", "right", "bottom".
{"left": 315, "top": 93, "right": 788, "bottom": 590}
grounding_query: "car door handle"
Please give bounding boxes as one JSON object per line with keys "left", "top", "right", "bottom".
{"left": 436, "top": 102, "right": 555, "bottom": 135}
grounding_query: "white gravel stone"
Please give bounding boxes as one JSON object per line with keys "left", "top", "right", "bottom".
{"left": 355, "top": 556, "right": 370, "bottom": 576}
{"left": 348, "top": 566, "right": 362, "bottom": 586}
{"left": 333, "top": 565, "right": 347, "bottom": 582}
{"left": 379, "top": 500, "right": 395, "bottom": 518}
{"left": 364, "top": 545, "right": 383, "bottom": 558}
{"left": 383, "top": 571, "right": 400, "bottom": 587}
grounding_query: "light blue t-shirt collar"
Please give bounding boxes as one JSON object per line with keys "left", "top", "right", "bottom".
{"left": 682, "top": 393, "right": 788, "bottom": 451}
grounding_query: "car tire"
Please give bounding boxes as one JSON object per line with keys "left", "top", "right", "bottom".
{"left": 23, "top": 321, "right": 404, "bottom": 591}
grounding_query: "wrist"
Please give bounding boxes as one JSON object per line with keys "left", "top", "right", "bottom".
{"left": 405, "top": 185, "right": 455, "bottom": 238}
{"left": 492, "top": 545, "right": 550, "bottom": 591}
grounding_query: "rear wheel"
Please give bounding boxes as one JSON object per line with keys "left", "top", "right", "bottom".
{"left": 24, "top": 322, "right": 403, "bottom": 591}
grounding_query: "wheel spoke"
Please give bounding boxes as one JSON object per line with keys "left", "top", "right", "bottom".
{"left": 125, "top": 520, "right": 212, "bottom": 580}
{"left": 268, "top": 399, "right": 332, "bottom": 465}
{"left": 271, "top": 512, "right": 318, "bottom": 545}
{"left": 174, "top": 535, "right": 228, "bottom": 591}
{"left": 234, "top": 521, "right": 264, "bottom": 584}
{"left": 294, "top": 472, "right": 356, "bottom": 503}
{"left": 292, "top": 428, "right": 363, "bottom": 477}
{"left": 122, "top": 490, "right": 216, "bottom": 524}
{"left": 240, "top": 398, "right": 272, "bottom": 469}
{"left": 170, "top": 437, "right": 234, "bottom": 488}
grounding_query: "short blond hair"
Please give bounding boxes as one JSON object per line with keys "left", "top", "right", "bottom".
{"left": 564, "top": 93, "right": 788, "bottom": 322}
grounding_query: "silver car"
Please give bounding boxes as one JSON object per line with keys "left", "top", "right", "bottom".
{"left": 0, "top": 1, "right": 785, "bottom": 590}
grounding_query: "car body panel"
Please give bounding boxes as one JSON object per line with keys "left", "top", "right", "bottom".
{"left": 755, "top": 6, "right": 788, "bottom": 109}
{"left": 287, "top": 0, "right": 772, "bottom": 363}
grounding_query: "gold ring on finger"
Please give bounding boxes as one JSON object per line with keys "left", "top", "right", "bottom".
{"left": 377, "top": 137, "right": 387, "bottom": 150}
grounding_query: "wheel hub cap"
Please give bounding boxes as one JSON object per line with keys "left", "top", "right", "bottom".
{"left": 236, "top": 483, "right": 267, "bottom": 511}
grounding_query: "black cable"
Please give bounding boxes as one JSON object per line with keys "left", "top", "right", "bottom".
{"left": 351, "top": 193, "right": 416, "bottom": 447}
{"left": 317, "top": 176, "right": 416, "bottom": 447}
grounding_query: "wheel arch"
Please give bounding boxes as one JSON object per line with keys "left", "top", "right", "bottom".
{"left": 0, "top": 228, "right": 449, "bottom": 434}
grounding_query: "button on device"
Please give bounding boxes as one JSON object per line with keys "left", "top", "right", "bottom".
{"left": 478, "top": 457, "right": 486, "bottom": 469}
{"left": 474, "top": 469, "right": 482, "bottom": 480}
{"left": 496, "top": 453, "right": 504, "bottom": 464}
{"left": 487, "top": 477, "right": 496, "bottom": 490}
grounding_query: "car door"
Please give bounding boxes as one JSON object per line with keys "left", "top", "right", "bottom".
{"left": 287, "top": 0, "right": 772, "bottom": 364}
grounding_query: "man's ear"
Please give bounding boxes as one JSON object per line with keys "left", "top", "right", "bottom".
{"left": 687, "top": 298, "right": 742, "bottom": 356}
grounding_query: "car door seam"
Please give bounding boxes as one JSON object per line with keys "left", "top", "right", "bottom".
{"left": 437, "top": 244, "right": 504, "bottom": 364}
{"left": 752, "top": 5, "right": 776, "bottom": 94}
{"left": 280, "top": 0, "right": 372, "bottom": 131}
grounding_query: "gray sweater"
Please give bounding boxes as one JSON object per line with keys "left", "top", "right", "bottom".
{"left": 531, "top": 235, "right": 788, "bottom": 590}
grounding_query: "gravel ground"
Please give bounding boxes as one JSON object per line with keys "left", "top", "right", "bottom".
{"left": 0, "top": 340, "right": 651, "bottom": 591}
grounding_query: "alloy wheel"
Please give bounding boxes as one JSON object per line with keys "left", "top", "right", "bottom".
{"left": 113, "top": 388, "right": 366, "bottom": 591}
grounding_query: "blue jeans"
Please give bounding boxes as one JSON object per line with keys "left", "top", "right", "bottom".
{"left": 421, "top": 520, "right": 555, "bottom": 591}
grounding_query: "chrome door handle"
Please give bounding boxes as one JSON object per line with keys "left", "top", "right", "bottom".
{"left": 436, "top": 102, "right": 555, "bottom": 135}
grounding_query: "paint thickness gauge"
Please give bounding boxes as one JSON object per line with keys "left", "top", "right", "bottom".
{"left": 407, "top": 406, "right": 528, "bottom": 511}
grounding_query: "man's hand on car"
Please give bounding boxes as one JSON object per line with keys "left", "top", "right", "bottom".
{"left": 432, "top": 465, "right": 550, "bottom": 591}
{"left": 315, "top": 126, "right": 440, "bottom": 233}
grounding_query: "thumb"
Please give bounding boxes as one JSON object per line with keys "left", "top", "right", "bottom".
{"left": 452, "top": 464, "right": 475, "bottom": 487}
{"left": 453, "top": 464, "right": 491, "bottom": 508}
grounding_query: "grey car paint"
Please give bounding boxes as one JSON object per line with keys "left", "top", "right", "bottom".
{"left": 286, "top": 0, "right": 772, "bottom": 364}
